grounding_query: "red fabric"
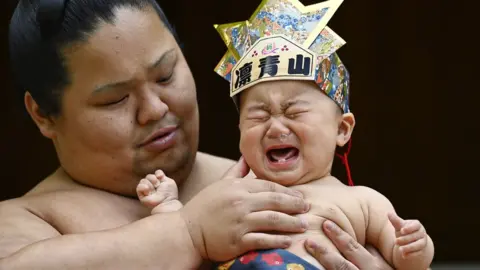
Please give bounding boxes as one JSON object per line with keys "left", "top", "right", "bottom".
{"left": 336, "top": 139, "right": 354, "bottom": 186}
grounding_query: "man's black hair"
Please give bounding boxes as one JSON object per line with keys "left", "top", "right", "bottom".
{"left": 9, "top": 0, "right": 180, "bottom": 117}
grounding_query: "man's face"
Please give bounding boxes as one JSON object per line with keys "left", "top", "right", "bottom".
{"left": 49, "top": 7, "right": 199, "bottom": 195}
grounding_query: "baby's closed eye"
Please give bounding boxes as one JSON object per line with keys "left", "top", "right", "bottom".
{"left": 246, "top": 111, "right": 270, "bottom": 121}
{"left": 285, "top": 108, "right": 309, "bottom": 118}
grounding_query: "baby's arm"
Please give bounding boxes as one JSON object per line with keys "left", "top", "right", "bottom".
{"left": 136, "top": 170, "right": 183, "bottom": 214}
{"left": 357, "top": 186, "right": 434, "bottom": 270}
{"left": 388, "top": 212, "right": 434, "bottom": 269}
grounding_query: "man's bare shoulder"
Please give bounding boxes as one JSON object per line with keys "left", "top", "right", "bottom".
{"left": 0, "top": 168, "right": 82, "bottom": 249}
{"left": 196, "top": 152, "right": 236, "bottom": 179}
{"left": 197, "top": 152, "right": 236, "bottom": 166}
{"left": 179, "top": 152, "right": 236, "bottom": 202}
{"left": 1, "top": 168, "right": 149, "bottom": 232}
{"left": 0, "top": 198, "right": 60, "bottom": 258}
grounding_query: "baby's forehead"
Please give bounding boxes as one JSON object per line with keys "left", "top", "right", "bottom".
{"left": 243, "top": 80, "right": 322, "bottom": 103}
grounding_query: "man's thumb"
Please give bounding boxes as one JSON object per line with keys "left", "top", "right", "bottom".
{"left": 222, "top": 156, "right": 250, "bottom": 179}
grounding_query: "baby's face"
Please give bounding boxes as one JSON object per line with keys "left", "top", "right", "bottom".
{"left": 238, "top": 80, "right": 351, "bottom": 186}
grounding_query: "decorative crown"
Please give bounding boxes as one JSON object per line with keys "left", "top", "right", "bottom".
{"left": 214, "top": 0, "right": 350, "bottom": 113}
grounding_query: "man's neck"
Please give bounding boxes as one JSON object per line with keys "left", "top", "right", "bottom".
{"left": 25, "top": 168, "right": 86, "bottom": 197}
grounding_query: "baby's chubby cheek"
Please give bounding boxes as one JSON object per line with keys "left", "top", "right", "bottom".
{"left": 239, "top": 132, "right": 265, "bottom": 174}
{"left": 239, "top": 134, "right": 256, "bottom": 159}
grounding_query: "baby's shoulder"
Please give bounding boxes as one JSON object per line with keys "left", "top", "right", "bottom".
{"left": 295, "top": 178, "right": 365, "bottom": 195}
{"left": 346, "top": 185, "right": 397, "bottom": 218}
{"left": 349, "top": 185, "right": 390, "bottom": 201}
{"left": 298, "top": 182, "right": 391, "bottom": 208}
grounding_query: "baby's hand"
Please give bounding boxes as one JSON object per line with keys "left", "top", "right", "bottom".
{"left": 388, "top": 212, "right": 427, "bottom": 258}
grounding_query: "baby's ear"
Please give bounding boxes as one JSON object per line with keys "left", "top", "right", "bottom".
{"left": 336, "top": 112, "right": 355, "bottom": 147}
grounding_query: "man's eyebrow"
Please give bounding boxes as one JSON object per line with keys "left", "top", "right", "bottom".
{"left": 149, "top": 48, "right": 176, "bottom": 69}
{"left": 93, "top": 80, "right": 130, "bottom": 94}
{"left": 93, "top": 48, "right": 176, "bottom": 94}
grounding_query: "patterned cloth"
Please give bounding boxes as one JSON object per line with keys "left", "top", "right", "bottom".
{"left": 215, "top": 249, "right": 319, "bottom": 270}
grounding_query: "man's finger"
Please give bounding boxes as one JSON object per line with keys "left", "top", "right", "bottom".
{"left": 245, "top": 179, "right": 304, "bottom": 199}
{"left": 365, "top": 245, "right": 395, "bottom": 270}
{"left": 304, "top": 239, "right": 359, "bottom": 270}
{"left": 246, "top": 169, "right": 257, "bottom": 178}
{"left": 250, "top": 192, "right": 309, "bottom": 213}
{"left": 365, "top": 244, "right": 382, "bottom": 257}
{"left": 322, "top": 220, "right": 373, "bottom": 267}
{"left": 222, "top": 156, "right": 250, "bottom": 179}
{"left": 241, "top": 233, "right": 292, "bottom": 252}
{"left": 244, "top": 211, "right": 307, "bottom": 233}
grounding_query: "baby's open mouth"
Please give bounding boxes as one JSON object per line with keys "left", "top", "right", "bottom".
{"left": 267, "top": 147, "right": 299, "bottom": 163}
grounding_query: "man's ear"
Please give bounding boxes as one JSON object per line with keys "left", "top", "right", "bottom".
{"left": 337, "top": 112, "right": 355, "bottom": 147}
{"left": 24, "top": 92, "right": 57, "bottom": 139}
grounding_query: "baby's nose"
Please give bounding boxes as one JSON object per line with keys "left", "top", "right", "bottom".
{"left": 266, "top": 118, "right": 291, "bottom": 139}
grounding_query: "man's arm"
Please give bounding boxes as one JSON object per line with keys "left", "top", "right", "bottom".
{"left": 0, "top": 203, "right": 201, "bottom": 270}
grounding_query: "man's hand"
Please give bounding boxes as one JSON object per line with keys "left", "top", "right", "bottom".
{"left": 305, "top": 220, "right": 394, "bottom": 270}
{"left": 180, "top": 157, "right": 310, "bottom": 262}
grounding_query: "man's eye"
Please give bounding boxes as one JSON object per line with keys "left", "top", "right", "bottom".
{"left": 156, "top": 72, "right": 174, "bottom": 84}
{"left": 102, "top": 95, "right": 128, "bottom": 106}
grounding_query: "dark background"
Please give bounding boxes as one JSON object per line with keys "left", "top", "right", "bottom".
{"left": 1, "top": 0, "right": 479, "bottom": 264}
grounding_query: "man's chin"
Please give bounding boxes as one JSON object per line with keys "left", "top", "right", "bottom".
{"left": 133, "top": 147, "right": 193, "bottom": 181}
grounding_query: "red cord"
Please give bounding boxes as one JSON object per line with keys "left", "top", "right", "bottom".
{"left": 336, "top": 139, "right": 354, "bottom": 186}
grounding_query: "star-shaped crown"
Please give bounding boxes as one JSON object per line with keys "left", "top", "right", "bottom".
{"left": 214, "top": 0, "right": 350, "bottom": 113}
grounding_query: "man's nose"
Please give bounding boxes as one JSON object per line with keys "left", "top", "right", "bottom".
{"left": 266, "top": 117, "right": 291, "bottom": 139}
{"left": 137, "top": 88, "right": 169, "bottom": 126}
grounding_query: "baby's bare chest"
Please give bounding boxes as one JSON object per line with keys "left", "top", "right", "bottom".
{"left": 291, "top": 185, "right": 367, "bottom": 245}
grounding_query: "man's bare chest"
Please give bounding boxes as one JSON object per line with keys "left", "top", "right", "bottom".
{"left": 25, "top": 190, "right": 150, "bottom": 234}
